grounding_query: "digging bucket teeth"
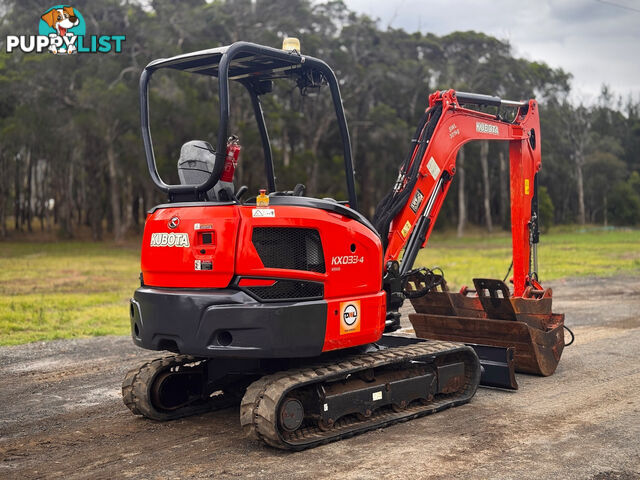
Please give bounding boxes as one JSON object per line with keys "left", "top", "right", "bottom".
{"left": 408, "top": 278, "right": 565, "bottom": 377}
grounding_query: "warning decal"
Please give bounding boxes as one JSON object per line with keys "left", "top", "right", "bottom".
{"left": 426, "top": 157, "right": 440, "bottom": 180}
{"left": 252, "top": 208, "right": 275, "bottom": 217}
{"left": 410, "top": 189, "right": 424, "bottom": 213}
{"left": 339, "top": 300, "right": 361, "bottom": 335}
{"left": 401, "top": 220, "right": 411, "bottom": 238}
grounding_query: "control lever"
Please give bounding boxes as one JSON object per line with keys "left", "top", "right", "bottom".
{"left": 236, "top": 185, "right": 248, "bottom": 201}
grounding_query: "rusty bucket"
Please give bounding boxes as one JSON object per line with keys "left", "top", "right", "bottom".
{"left": 408, "top": 278, "right": 565, "bottom": 376}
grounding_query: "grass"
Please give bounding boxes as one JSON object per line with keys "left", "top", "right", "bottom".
{"left": 0, "top": 242, "right": 140, "bottom": 346}
{"left": 417, "top": 227, "right": 640, "bottom": 288}
{"left": 1, "top": 228, "right": 639, "bottom": 346}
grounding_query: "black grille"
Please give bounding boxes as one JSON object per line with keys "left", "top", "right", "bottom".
{"left": 244, "top": 279, "right": 324, "bottom": 302}
{"left": 252, "top": 227, "right": 325, "bottom": 273}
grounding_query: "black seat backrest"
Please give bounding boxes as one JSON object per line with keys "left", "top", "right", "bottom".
{"left": 177, "top": 140, "right": 219, "bottom": 200}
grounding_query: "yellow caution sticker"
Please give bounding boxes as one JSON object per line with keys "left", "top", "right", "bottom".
{"left": 401, "top": 220, "right": 411, "bottom": 238}
{"left": 525, "top": 179, "right": 530, "bottom": 195}
{"left": 340, "top": 300, "right": 361, "bottom": 335}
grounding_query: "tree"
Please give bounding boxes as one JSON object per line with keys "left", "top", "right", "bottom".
{"left": 565, "top": 103, "right": 591, "bottom": 225}
{"left": 608, "top": 180, "right": 640, "bottom": 226}
{"left": 538, "top": 186, "right": 554, "bottom": 233}
{"left": 0, "top": 0, "right": 596, "bottom": 240}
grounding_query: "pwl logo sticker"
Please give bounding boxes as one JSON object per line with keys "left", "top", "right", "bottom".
{"left": 475, "top": 121, "right": 499, "bottom": 136}
{"left": 5, "top": 5, "right": 126, "bottom": 54}
{"left": 410, "top": 189, "right": 424, "bottom": 213}
{"left": 149, "top": 232, "right": 190, "bottom": 247}
{"left": 340, "top": 301, "right": 360, "bottom": 334}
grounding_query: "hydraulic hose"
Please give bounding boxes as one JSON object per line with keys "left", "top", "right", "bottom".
{"left": 373, "top": 103, "right": 443, "bottom": 250}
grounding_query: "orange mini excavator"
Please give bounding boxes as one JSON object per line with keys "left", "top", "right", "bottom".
{"left": 123, "top": 40, "right": 566, "bottom": 450}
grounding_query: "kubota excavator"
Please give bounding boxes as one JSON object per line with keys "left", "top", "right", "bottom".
{"left": 123, "top": 40, "right": 565, "bottom": 450}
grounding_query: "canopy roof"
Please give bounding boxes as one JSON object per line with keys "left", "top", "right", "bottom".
{"left": 145, "top": 44, "right": 305, "bottom": 80}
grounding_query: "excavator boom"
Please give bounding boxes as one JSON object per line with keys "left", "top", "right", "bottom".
{"left": 380, "top": 89, "right": 541, "bottom": 296}
{"left": 376, "top": 89, "right": 565, "bottom": 377}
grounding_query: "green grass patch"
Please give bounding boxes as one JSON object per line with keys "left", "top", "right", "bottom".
{"left": 0, "top": 228, "right": 639, "bottom": 345}
{"left": 0, "top": 241, "right": 139, "bottom": 345}
{"left": 416, "top": 227, "right": 640, "bottom": 289}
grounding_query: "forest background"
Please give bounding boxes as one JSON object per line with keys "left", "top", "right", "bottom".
{"left": 1, "top": 0, "right": 639, "bottom": 242}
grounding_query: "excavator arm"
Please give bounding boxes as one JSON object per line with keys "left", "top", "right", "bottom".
{"left": 377, "top": 90, "right": 565, "bottom": 379}
{"left": 378, "top": 89, "right": 541, "bottom": 297}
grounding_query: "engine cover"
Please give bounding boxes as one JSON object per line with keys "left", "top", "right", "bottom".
{"left": 138, "top": 200, "right": 387, "bottom": 355}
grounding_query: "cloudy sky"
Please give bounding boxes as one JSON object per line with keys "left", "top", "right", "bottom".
{"left": 343, "top": 0, "right": 640, "bottom": 104}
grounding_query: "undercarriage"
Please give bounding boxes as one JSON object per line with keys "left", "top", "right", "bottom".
{"left": 123, "top": 338, "right": 480, "bottom": 450}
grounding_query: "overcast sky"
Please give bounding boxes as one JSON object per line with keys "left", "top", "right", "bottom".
{"left": 343, "top": 0, "right": 640, "bottom": 104}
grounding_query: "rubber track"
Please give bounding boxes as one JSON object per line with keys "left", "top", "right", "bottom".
{"left": 122, "top": 354, "right": 234, "bottom": 421}
{"left": 240, "top": 340, "right": 480, "bottom": 450}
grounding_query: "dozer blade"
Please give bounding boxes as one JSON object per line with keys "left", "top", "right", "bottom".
{"left": 380, "top": 335, "right": 518, "bottom": 390}
{"left": 408, "top": 278, "right": 565, "bottom": 377}
{"left": 467, "top": 343, "right": 518, "bottom": 390}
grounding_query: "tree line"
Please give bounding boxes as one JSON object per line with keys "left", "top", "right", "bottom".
{"left": 1, "top": 0, "right": 639, "bottom": 241}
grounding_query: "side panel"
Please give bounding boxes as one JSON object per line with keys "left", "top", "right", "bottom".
{"left": 235, "top": 204, "right": 386, "bottom": 351}
{"left": 235, "top": 205, "right": 383, "bottom": 300}
{"left": 141, "top": 205, "right": 239, "bottom": 288}
{"left": 322, "top": 291, "right": 387, "bottom": 352}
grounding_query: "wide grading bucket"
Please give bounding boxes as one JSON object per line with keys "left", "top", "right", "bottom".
{"left": 408, "top": 278, "right": 565, "bottom": 376}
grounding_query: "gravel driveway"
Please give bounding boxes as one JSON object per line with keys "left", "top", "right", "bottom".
{"left": 1, "top": 276, "right": 639, "bottom": 479}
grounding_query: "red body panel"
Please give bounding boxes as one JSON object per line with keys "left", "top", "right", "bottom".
{"left": 323, "top": 291, "right": 386, "bottom": 352}
{"left": 234, "top": 206, "right": 383, "bottom": 300}
{"left": 141, "top": 205, "right": 239, "bottom": 288}
{"left": 141, "top": 203, "right": 386, "bottom": 352}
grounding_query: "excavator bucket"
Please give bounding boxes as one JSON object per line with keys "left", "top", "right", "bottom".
{"left": 407, "top": 277, "right": 565, "bottom": 377}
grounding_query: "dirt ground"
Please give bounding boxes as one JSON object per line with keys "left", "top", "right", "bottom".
{"left": 1, "top": 276, "right": 639, "bottom": 480}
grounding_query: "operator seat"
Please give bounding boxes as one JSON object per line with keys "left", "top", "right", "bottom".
{"left": 177, "top": 140, "right": 232, "bottom": 201}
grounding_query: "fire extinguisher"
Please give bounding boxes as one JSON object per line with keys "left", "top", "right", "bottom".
{"left": 221, "top": 135, "right": 241, "bottom": 182}
{"left": 214, "top": 135, "right": 241, "bottom": 200}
